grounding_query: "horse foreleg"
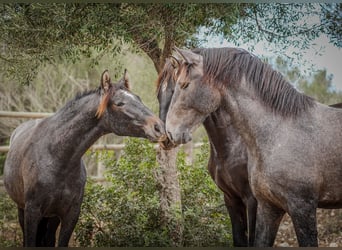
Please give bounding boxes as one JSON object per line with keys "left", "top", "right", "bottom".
{"left": 225, "top": 195, "right": 248, "bottom": 247}
{"left": 288, "top": 202, "right": 318, "bottom": 246}
{"left": 42, "top": 216, "right": 60, "bottom": 246}
{"left": 24, "top": 204, "right": 42, "bottom": 247}
{"left": 17, "top": 207, "right": 25, "bottom": 247}
{"left": 254, "top": 200, "right": 285, "bottom": 247}
{"left": 36, "top": 217, "right": 48, "bottom": 246}
{"left": 57, "top": 207, "right": 81, "bottom": 247}
{"left": 247, "top": 196, "right": 257, "bottom": 246}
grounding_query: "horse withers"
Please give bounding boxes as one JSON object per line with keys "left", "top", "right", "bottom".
{"left": 165, "top": 47, "right": 342, "bottom": 247}
{"left": 4, "top": 69, "right": 166, "bottom": 247}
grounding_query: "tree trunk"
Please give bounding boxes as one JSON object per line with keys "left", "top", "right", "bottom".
{"left": 155, "top": 147, "right": 183, "bottom": 246}
{"left": 133, "top": 32, "right": 183, "bottom": 245}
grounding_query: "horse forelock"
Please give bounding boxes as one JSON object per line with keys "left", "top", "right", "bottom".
{"left": 95, "top": 87, "right": 114, "bottom": 119}
{"left": 155, "top": 60, "right": 176, "bottom": 95}
{"left": 201, "top": 47, "right": 315, "bottom": 117}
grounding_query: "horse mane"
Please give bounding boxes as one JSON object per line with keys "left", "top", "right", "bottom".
{"left": 201, "top": 47, "right": 315, "bottom": 117}
{"left": 95, "top": 87, "right": 114, "bottom": 119}
{"left": 155, "top": 59, "right": 175, "bottom": 94}
{"left": 60, "top": 87, "right": 109, "bottom": 119}
{"left": 156, "top": 48, "right": 207, "bottom": 94}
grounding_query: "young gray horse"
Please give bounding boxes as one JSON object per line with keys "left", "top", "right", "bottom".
{"left": 4, "top": 69, "right": 165, "bottom": 247}
{"left": 165, "top": 47, "right": 342, "bottom": 247}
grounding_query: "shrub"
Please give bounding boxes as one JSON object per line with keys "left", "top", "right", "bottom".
{"left": 0, "top": 137, "right": 232, "bottom": 246}
{"left": 75, "top": 138, "right": 232, "bottom": 246}
{"left": 0, "top": 192, "right": 22, "bottom": 247}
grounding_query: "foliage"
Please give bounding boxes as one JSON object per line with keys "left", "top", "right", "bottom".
{"left": 178, "top": 140, "right": 232, "bottom": 246}
{"left": 75, "top": 137, "right": 232, "bottom": 247}
{"left": 0, "top": 192, "right": 21, "bottom": 247}
{"left": 0, "top": 3, "right": 243, "bottom": 81}
{"left": 2, "top": 3, "right": 340, "bottom": 84}
{"left": 298, "top": 70, "right": 342, "bottom": 105}
{"left": 272, "top": 56, "right": 342, "bottom": 104}
{"left": 320, "top": 3, "right": 342, "bottom": 47}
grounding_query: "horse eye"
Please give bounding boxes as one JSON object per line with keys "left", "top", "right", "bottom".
{"left": 181, "top": 82, "right": 190, "bottom": 89}
{"left": 116, "top": 102, "right": 125, "bottom": 107}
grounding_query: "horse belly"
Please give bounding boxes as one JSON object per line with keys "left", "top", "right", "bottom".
{"left": 318, "top": 165, "right": 342, "bottom": 209}
{"left": 3, "top": 151, "right": 28, "bottom": 208}
{"left": 4, "top": 120, "right": 42, "bottom": 208}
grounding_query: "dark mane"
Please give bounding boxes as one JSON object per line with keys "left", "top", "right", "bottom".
{"left": 75, "top": 88, "right": 100, "bottom": 100}
{"left": 200, "top": 47, "right": 315, "bottom": 117}
{"left": 156, "top": 59, "right": 175, "bottom": 94}
{"left": 156, "top": 48, "right": 206, "bottom": 94}
{"left": 59, "top": 88, "right": 100, "bottom": 113}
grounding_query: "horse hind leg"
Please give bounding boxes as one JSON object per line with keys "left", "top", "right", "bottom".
{"left": 43, "top": 216, "right": 60, "bottom": 247}
{"left": 225, "top": 195, "right": 248, "bottom": 247}
{"left": 247, "top": 196, "right": 257, "bottom": 246}
{"left": 36, "top": 216, "right": 60, "bottom": 246}
{"left": 36, "top": 218, "right": 49, "bottom": 246}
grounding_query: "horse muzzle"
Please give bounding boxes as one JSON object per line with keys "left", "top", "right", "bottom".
{"left": 166, "top": 130, "right": 192, "bottom": 145}
{"left": 144, "top": 117, "right": 167, "bottom": 143}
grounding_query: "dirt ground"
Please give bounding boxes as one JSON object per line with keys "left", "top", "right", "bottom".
{"left": 274, "top": 208, "right": 342, "bottom": 247}
{"left": 3, "top": 208, "right": 341, "bottom": 247}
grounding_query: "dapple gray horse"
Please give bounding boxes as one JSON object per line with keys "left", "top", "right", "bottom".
{"left": 165, "top": 47, "right": 342, "bottom": 247}
{"left": 4, "top": 69, "right": 165, "bottom": 247}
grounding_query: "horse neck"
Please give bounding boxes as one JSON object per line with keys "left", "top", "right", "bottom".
{"left": 203, "top": 112, "right": 236, "bottom": 159}
{"left": 221, "top": 80, "right": 282, "bottom": 155}
{"left": 48, "top": 93, "right": 106, "bottom": 161}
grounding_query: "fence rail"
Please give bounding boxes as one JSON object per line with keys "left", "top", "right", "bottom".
{"left": 0, "top": 111, "right": 53, "bottom": 118}
{"left": 0, "top": 144, "right": 127, "bottom": 153}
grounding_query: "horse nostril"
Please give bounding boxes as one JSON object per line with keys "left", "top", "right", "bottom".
{"left": 154, "top": 123, "right": 161, "bottom": 133}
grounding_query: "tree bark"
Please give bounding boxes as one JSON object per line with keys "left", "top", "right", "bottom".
{"left": 133, "top": 27, "right": 183, "bottom": 245}
{"left": 155, "top": 147, "right": 183, "bottom": 246}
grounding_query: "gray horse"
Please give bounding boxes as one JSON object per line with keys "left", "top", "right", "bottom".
{"left": 4, "top": 69, "right": 165, "bottom": 247}
{"left": 165, "top": 47, "right": 342, "bottom": 247}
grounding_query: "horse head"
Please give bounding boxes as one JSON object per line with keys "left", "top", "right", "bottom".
{"left": 165, "top": 48, "right": 221, "bottom": 145}
{"left": 97, "top": 69, "right": 166, "bottom": 142}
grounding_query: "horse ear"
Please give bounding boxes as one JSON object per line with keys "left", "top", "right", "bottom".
{"left": 101, "top": 70, "right": 112, "bottom": 93}
{"left": 170, "top": 56, "right": 180, "bottom": 69}
{"left": 122, "top": 69, "right": 131, "bottom": 90}
{"left": 173, "top": 47, "right": 201, "bottom": 65}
